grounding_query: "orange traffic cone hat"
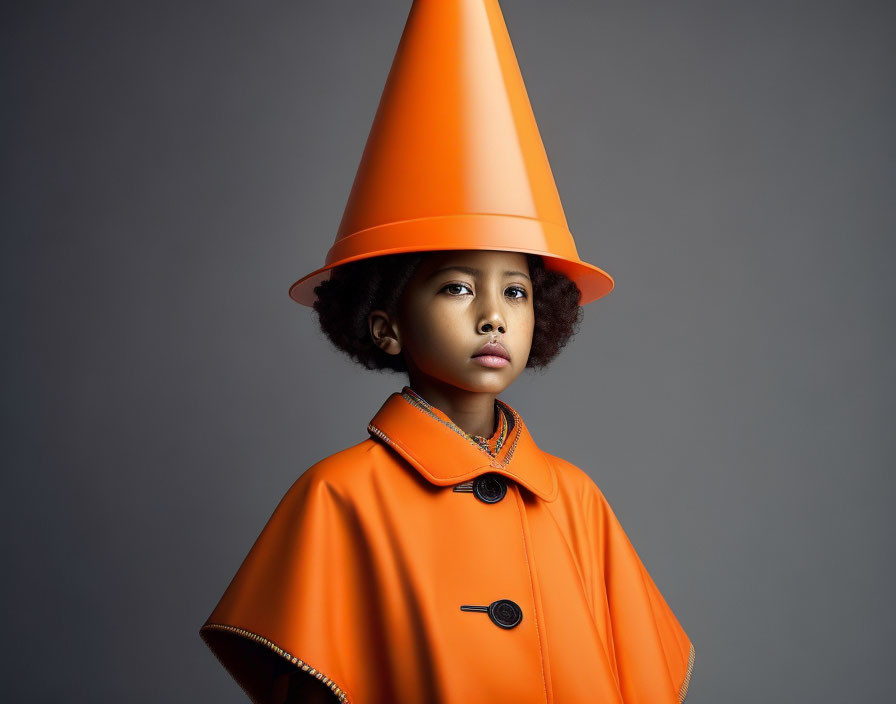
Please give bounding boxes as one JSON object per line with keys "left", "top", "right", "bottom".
{"left": 289, "top": 0, "right": 614, "bottom": 307}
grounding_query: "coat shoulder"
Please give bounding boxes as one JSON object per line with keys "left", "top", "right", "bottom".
{"left": 539, "top": 449, "right": 607, "bottom": 502}
{"left": 290, "top": 436, "right": 393, "bottom": 495}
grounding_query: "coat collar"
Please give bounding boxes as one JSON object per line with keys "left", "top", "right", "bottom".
{"left": 367, "top": 386, "right": 559, "bottom": 502}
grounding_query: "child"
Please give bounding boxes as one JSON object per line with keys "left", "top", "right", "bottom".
{"left": 199, "top": 1, "right": 694, "bottom": 702}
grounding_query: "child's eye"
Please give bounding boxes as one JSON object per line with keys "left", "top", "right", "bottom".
{"left": 506, "top": 286, "right": 528, "bottom": 300}
{"left": 442, "top": 283, "right": 473, "bottom": 296}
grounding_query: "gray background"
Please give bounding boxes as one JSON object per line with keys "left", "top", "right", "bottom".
{"left": 3, "top": 0, "right": 894, "bottom": 701}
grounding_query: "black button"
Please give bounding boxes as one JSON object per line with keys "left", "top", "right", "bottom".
{"left": 488, "top": 599, "right": 523, "bottom": 629}
{"left": 473, "top": 473, "right": 507, "bottom": 503}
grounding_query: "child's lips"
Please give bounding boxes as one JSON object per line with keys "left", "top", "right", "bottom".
{"left": 473, "top": 341, "right": 510, "bottom": 360}
{"left": 472, "top": 355, "right": 510, "bottom": 368}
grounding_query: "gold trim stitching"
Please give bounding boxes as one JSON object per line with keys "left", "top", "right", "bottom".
{"left": 492, "top": 403, "right": 522, "bottom": 467}
{"left": 401, "top": 391, "right": 492, "bottom": 452}
{"left": 398, "top": 389, "right": 522, "bottom": 469}
{"left": 679, "top": 641, "right": 695, "bottom": 703}
{"left": 200, "top": 623, "right": 349, "bottom": 703}
{"left": 367, "top": 423, "right": 394, "bottom": 449}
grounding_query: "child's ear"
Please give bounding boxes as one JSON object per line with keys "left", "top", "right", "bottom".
{"left": 369, "top": 309, "right": 402, "bottom": 356}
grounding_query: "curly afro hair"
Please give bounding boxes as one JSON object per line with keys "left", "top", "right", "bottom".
{"left": 311, "top": 251, "right": 584, "bottom": 374}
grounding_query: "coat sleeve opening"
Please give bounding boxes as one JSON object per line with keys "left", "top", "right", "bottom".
{"left": 200, "top": 624, "right": 346, "bottom": 703}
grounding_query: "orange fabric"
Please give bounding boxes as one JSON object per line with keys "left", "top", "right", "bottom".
{"left": 408, "top": 386, "right": 509, "bottom": 456}
{"left": 200, "top": 388, "right": 695, "bottom": 703}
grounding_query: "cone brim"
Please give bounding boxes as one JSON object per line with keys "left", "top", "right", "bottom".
{"left": 288, "top": 246, "right": 613, "bottom": 308}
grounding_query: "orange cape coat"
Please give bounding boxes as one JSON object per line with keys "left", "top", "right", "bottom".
{"left": 200, "top": 388, "right": 695, "bottom": 703}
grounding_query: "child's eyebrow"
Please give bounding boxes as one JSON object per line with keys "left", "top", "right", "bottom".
{"left": 427, "top": 265, "right": 531, "bottom": 281}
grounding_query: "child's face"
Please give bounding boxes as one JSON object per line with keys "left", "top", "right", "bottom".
{"left": 370, "top": 250, "right": 535, "bottom": 395}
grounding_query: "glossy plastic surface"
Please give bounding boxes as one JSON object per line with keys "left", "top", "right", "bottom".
{"left": 289, "top": 0, "right": 614, "bottom": 307}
